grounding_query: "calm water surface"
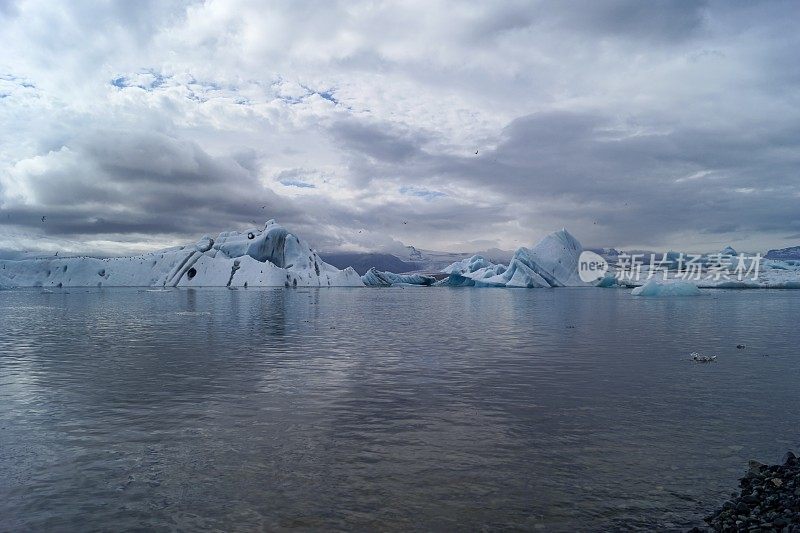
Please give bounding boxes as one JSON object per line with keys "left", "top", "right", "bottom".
{"left": 1, "top": 287, "right": 799, "bottom": 531}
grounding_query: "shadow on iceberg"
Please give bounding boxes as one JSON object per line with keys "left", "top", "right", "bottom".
{"left": 631, "top": 278, "right": 701, "bottom": 297}
{"left": 0, "top": 219, "right": 363, "bottom": 288}
{"left": 361, "top": 268, "right": 436, "bottom": 287}
{"left": 436, "top": 229, "right": 587, "bottom": 288}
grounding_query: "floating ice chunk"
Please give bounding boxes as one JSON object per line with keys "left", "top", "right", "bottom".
{"left": 769, "top": 281, "right": 800, "bottom": 289}
{"left": 442, "top": 255, "right": 496, "bottom": 275}
{"left": 491, "top": 257, "right": 550, "bottom": 288}
{"left": 631, "top": 278, "right": 701, "bottom": 297}
{"left": 691, "top": 352, "right": 717, "bottom": 363}
{"left": 361, "top": 268, "right": 435, "bottom": 286}
{"left": 701, "top": 279, "right": 760, "bottom": 289}
{"left": 434, "top": 273, "right": 478, "bottom": 287}
{"left": 517, "top": 229, "right": 585, "bottom": 287}
{"left": 438, "top": 229, "right": 587, "bottom": 288}
{"left": 0, "top": 220, "right": 364, "bottom": 288}
{"left": 439, "top": 255, "right": 507, "bottom": 286}
{"left": 595, "top": 273, "right": 621, "bottom": 288}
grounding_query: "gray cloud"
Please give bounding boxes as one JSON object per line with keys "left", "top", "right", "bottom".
{"left": 326, "top": 107, "right": 800, "bottom": 248}
{"left": 548, "top": 0, "right": 709, "bottom": 43}
{"left": 1, "top": 0, "right": 799, "bottom": 254}
{"left": 2, "top": 130, "right": 292, "bottom": 239}
{"left": 330, "top": 120, "right": 426, "bottom": 164}
{"left": 0, "top": 0, "right": 17, "bottom": 17}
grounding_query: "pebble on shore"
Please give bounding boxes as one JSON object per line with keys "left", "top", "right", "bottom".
{"left": 694, "top": 451, "right": 800, "bottom": 532}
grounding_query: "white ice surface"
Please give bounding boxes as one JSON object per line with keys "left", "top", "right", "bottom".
{"left": 438, "top": 229, "right": 587, "bottom": 288}
{"left": 631, "top": 278, "right": 702, "bottom": 296}
{"left": 0, "top": 220, "right": 363, "bottom": 288}
{"left": 361, "top": 268, "right": 435, "bottom": 287}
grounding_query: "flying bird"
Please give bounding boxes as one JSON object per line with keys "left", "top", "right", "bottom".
{"left": 41, "top": 216, "right": 46, "bottom": 222}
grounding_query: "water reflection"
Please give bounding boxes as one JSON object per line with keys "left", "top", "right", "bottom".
{"left": 0, "top": 287, "right": 799, "bottom": 530}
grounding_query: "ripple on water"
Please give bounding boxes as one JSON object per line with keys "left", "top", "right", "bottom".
{"left": 0, "top": 287, "right": 799, "bottom": 530}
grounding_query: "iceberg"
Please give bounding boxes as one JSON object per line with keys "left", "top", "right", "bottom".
{"left": 437, "top": 229, "right": 588, "bottom": 288}
{"left": 6, "top": 221, "right": 798, "bottom": 291}
{"left": 631, "top": 278, "right": 701, "bottom": 297}
{"left": 595, "top": 272, "right": 622, "bottom": 288}
{"left": 361, "top": 268, "right": 436, "bottom": 287}
{"left": 0, "top": 220, "right": 363, "bottom": 288}
{"left": 436, "top": 255, "right": 507, "bottom": 287}
{"left": 441, "top": 255, "right": 497, "bottom": 276}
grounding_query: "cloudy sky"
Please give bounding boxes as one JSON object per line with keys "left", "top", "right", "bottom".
{"left": 1, "top": 0, "right": 798, "bottom": 256}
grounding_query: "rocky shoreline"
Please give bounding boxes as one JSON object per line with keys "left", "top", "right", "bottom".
{"left": 693, "top": 452, "right": 800, "bottom": 531}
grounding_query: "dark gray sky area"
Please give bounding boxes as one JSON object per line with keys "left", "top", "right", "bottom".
{"left": 1, "top": 0, "right": 798, "bottom": 255}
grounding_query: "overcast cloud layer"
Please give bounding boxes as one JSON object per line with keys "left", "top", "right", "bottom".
{"left": 1, "top": 0, "right": 799, "bottom": 255}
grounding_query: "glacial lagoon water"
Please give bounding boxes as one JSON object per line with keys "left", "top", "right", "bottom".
{"left": 1, "top": 287, "right": 799, "bottom": 531}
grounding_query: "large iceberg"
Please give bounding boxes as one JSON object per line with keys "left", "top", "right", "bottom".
{"left": 438, "top": 229, "right": 587, "bottom": 288}
{"left": 437, "top": 255, "right": 507, "bottom": 287}
{"left": 0, "top": 220, "right": 363, "bottom": 288}
{"left": 631, "top": 278, "right": 702, "bottom": 297}
{"left": 361, "top": 268, "right": 436, "bottom": 287}
{"left": 6, "top": 221, "right": 799, "bottom": 291}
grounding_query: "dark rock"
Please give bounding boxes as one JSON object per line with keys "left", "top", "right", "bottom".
{"left": 736, "top": 502, "right": 751, "bottom": 515}
{"left": 749, "top": 460, "right": 767, "bottom": 474}
{"left": 700, "top": 455, "right": 800, "bottom": 532}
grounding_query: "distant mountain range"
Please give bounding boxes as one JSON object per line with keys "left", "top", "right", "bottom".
{"left": 765, "top": 246, "right": 800, "bottom": 260}
{"left": 320, "top": 253, "right": 422, "bottom": 275}
{"left": 321, "top": 246, "right": 516, "bottom": 275}
{"left": 322, "top": 242, "right": 800, "bottom": 276}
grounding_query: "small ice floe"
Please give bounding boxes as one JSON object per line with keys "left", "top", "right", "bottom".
{"left": 691, "top": 352, "right": 717, "bottom": 363}
{"left": 632, "top": 278, "right": 701, "bottom": 297}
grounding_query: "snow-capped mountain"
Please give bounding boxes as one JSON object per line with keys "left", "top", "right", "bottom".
{"left": 766, "top": 245, "right": 800, "bottom": 260}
